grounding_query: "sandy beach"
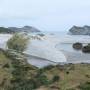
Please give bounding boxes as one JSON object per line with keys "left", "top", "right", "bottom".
{"left": 61, "top": 50, "right": 90, "bottom": 63}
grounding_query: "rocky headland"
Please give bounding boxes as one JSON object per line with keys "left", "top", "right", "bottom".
{"left": 0, "top": 26, "right": 40, "bottom": 33}
{"left": 69, "top": 25, "right": 90, "bottom": 35}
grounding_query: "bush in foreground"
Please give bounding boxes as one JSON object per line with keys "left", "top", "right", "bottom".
{"left": 52, "top": 75, "right": 60, "bottom": 82}
{"left": 7, "top": 33, "right": 29, "bottom": 52}
{"left": 78, "top": 82, "right": 90, "bottom": 90}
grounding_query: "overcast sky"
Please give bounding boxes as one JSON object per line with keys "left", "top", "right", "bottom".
{"left": 0, "top": 0, "right": 90, "bottom": 31}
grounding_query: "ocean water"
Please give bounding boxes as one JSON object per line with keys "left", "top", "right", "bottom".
{"left": 0, "top": 32, "right": 90, "bottom": 68}
{"left": 42, "top": 31, "right": 67, "bottom": 36}
{"left": 51, "top": 32, "right": 90, "bottom": 63}
{"left": 35, "top": 30, "right": 90, "bottom": 55}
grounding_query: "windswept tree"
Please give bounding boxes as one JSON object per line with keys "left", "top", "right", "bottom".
{"left": 7, "top": 33, "right": 29, "bottom": 52}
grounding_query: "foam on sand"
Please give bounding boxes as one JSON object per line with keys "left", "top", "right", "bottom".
{"left": 25, "top": 39, "right": 67, "bottom": 63}
{"left": 0, "top": 34, "right": 67, "bottom": 63}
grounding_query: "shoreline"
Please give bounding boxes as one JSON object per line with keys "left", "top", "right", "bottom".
{"left": 61, "top": 50, "right": 90, "bottom": 63}
{"left": 0, "top": 33, "right": 90, "bottom": 68}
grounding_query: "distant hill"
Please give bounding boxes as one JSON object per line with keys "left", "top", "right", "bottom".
{"left": 0, "top": 26, "right": 40, "bottom": 33}
{"left": 68, "top": 25, "right": 90, "bottom": 35}
{"left": 0, "top": 27, "right": 14, "bottom": 33}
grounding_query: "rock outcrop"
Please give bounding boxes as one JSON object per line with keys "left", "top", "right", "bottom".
{"left": 8, "top": 26, "right": 40, "bottom": 33}
{"left": 69, "top": 25, "right": 90, "bottom": 35}
{"left": 0, "top": 26, "right": 40, "bottom": 33}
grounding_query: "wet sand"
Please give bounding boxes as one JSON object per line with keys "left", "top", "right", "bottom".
{"left": 61, "top": 50, "right": 90, "bottom": 63}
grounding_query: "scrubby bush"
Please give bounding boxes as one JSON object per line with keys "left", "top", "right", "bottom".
{"left": 56, "top": 64, "right": 65, "bottom": 71}
{"left": 66, "top": 88, "right": 76, "bottom": 90}
{"left": 52, "top": 75, "right": 60, "bottom": 82}
{"left": 85, "top": 74, "right": 90, "bottom": 78}
{"left": 73, "top": 42, "right": 83, "bottom": 50}
{"left": 3, "top": 63, "right": 10, "bottom": 68}
{"left": 50, "top": 85, "right": 60, "bottom": 90}
{"left": 37, "top": 74, "right": 49, "bottom": 86}
{"left": 78, "top": 82, "right": 90, "bottom": 90}
{"left": 7, "top": 33, "right": 29, "bottom": 52}
{"left": 66, "top": 71, "right": 70, "bottom": 74}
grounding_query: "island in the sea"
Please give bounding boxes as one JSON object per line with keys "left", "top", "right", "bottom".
{"left": 68, "top": 25, "right": 90, "bottom": 35}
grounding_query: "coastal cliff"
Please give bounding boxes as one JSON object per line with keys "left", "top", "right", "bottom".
{"left": 69, "top": 25, "right": 90, "bottom": 35}
{"left": 8, "top": 26, "right": 40, "bottom": 33}
{"left": 0, "top": 26, "right": 40, "bottom": 33}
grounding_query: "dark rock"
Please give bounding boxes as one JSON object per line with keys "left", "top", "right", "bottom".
{"left": 73, "top": 42, "right": 83, "bottom": 50}
{"left": 82, "top": 45, "right": 90, "bottom": 53}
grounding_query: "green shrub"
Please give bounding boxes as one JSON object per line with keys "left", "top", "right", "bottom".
{"left": 78, "top": 82, "right": 90, "bottom": 90}
{"left": 37, "top": 74, "right": 49, "bottom": 86}
{"left": 3, "top": 63, "right": 10, "bottom": 68}
{"left": 7, "top": 33, "right": 29, "bottom": 52}
{"left": 66, "top": 88, "right": 76, "bottom": 90}
{"left": 56, "top": 65, "right": 65, "bottom": 71}
{"left": 66, "top": 71, "right": 70, "bottom": 74}
{"left": 52, "top": 75, "right": 60, "bottom": 82}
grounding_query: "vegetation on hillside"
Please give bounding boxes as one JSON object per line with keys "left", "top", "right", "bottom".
{"left": 78, "top": 82, "right": 90, "bottom": 90}
{"left": 0, "top": 48, "right": 90, "bottom": 90}
{"left": 0, "top": 34, "right": 89, "bottom": 90}
{"left": 0, "top": 27, "right": 15, "bottom": 34}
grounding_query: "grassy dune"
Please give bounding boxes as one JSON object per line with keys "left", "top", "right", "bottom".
{"left": 0, "top": 49, "right": 90, "bottom": 90}
{"left": 36, "top": 64, "right": 90, "bottom": 90}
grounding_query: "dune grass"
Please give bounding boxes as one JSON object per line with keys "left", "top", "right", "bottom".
{"left": 36, "top": 64, "right": 90, "bottom": 90}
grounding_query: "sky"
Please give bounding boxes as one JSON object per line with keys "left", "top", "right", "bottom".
{"left": 0, "top": 0, "right": 90, "bottom": 31}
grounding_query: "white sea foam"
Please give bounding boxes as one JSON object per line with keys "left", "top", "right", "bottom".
{"left": 0, "top": 33, "right": 90, "bottom": 67}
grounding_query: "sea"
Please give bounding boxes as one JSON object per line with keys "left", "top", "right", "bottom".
{"left": 0, "top": 31, "right": 90, "bottom": 67}
{"left": 42, "top": 30, "right": 90, "bottom": 51}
